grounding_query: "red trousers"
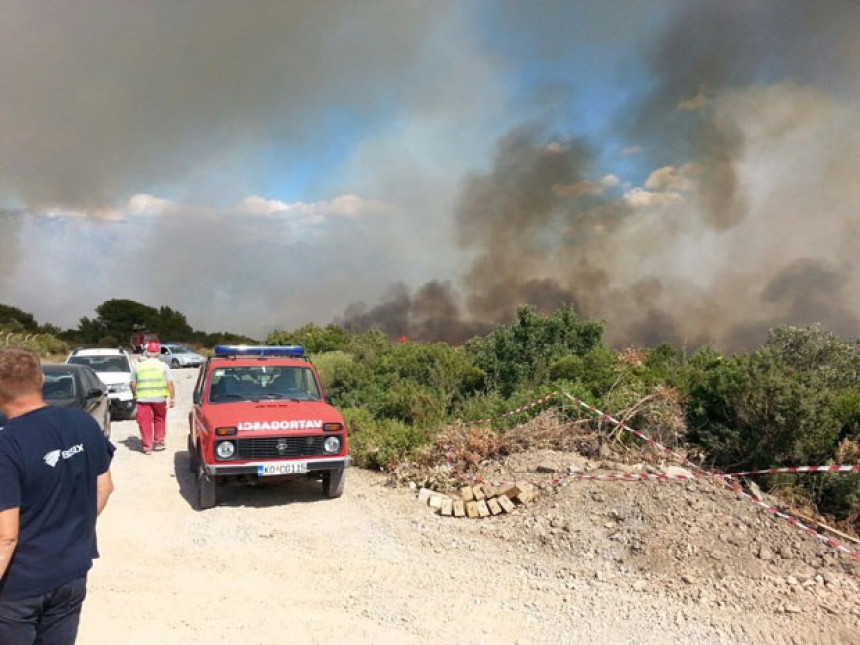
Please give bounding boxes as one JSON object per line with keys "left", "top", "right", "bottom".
{"left": 136, "top": 401, "right": 167, "bottom": 451}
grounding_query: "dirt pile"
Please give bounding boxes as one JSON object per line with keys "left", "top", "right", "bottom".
{"left": 398, "top": 412, "right": 860, "bottom": 642}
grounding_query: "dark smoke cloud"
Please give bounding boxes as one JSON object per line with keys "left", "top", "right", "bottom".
{"left": 338, "top": 281, "right": 489, "bottom": 345}
{"left": 342, "top": 127, "right": 603, "bottom": 343}
{"left": 342, "top": 1, "right": 860, "bottom": 350}
{"left": 0, "top": 1, "right": 497, "bottom": 334}
{"left": 457, "top": 128, "right": 601, "bottom": 323}
{"left": 0, "top": 1, "right": 435, "bottom": 209}
{"left": 630, "top": 0, "right": 860, "bottom": 230}
{"left": 3, "top": 2, "right": 859, "bottom": 349}
{"left": 761, "top": 259, "right": 859, "bottom": 336}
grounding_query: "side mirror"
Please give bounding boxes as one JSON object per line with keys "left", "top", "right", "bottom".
{"left": 192, "top": 392, "right": 201, "bottom": 404}
{"left": 86, "top": 388, "right": 104, "bottom": 399}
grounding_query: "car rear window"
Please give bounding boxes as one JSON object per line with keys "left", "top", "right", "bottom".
{"left": 43, "top": 374, "right": 77, "bottom": 399}
{"left": 69, "top": 355, "right": 130, "bottom": 372}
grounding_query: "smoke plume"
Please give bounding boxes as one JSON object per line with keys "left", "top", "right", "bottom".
{"left": 3, "top": 1, "right": 859, "bottom": 349}
{"left": 343, "top": 0, "right": 860, "bottom": 350}
{"left": 0, "top": 2, "right": 436, "bottom": 210}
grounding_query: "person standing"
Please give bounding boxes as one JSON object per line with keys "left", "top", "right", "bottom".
{"left": 130, "top": 341, "right": 175, "bottom": 454}
{"left": 0, "top": 347, "right": 115, "bottom": 645}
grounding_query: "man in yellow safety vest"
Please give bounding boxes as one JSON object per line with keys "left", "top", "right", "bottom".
{"left": 130, "top": 341, "right": 175, "bottom": 455}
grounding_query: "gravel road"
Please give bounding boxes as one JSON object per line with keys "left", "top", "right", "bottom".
{"left": 77, "top": 370, "right": 859, "bottom": 645}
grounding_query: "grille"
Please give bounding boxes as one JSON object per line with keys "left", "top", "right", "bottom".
{"left": 235, "top": 435, "right": 326, "bottom": 460}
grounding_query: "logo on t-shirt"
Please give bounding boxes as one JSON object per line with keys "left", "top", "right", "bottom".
{"left": 43, "top": 444, "right": 85, "bottom": 468}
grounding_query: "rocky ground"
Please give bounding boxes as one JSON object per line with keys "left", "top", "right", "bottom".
{"left": 473, "top": 448, "right": 860, "bottom": 642}
{"left": 77, "top": 371, "right": 859, "bottom": 645}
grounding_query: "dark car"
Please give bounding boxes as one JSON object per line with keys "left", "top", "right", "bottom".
{"left": 41, "top": 363, "right": 111, "bottom": 438}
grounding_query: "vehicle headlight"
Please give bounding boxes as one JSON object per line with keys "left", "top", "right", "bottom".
{"left": 115, "top": 383, "right": 131, "bottom": 393}
{"left": 215, "top": 441, "right": 236, "bottom": 460}
{"left": 323, "top": 436, "right": 341, "bottom": 454}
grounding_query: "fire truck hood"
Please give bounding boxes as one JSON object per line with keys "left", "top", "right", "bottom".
{"left": 203, "top": 400, "right": 344, "bottom": 430}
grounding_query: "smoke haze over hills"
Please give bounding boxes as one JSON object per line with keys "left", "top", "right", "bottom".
{"left": 1, "top": 1, "right": 859, "bottom": 349}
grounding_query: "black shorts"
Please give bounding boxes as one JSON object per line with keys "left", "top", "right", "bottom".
{"left": 0, "top": 576, "right": 87, "bottom": 645}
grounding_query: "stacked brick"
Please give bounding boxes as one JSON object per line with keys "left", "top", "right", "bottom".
{"left": 417, "top": 482, "right": 537, "bottom": 518}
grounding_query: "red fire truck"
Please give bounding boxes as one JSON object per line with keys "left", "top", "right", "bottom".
{"left": 188, "top": 345, "right": 349, "bottom": 509}
{"left": 130, "top": 332, "right": 160, "bottom": 354}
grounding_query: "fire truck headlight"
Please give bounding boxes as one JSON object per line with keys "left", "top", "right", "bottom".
{"left": 215, "top": 441, "right": 236, "bottom": 460}
{"left": 323, "top": 436, "right": 341, "bottom": 454}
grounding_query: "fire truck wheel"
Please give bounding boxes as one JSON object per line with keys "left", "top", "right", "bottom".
{"left": 198, "top": 461, "right": 219, "bottom": 510}
{"left": 187, "top": 435, "right": 199, "bottom": 473}
{"left": 322, "top": 468, "right": 345, "bottom": 499}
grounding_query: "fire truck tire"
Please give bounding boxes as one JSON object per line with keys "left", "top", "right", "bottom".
{"left": 322, "top": 468, "right": 345, "bottom": 499}
{"left": 187, "top": 435, "right": 199, "bottom": 473}
{"left": 198, "top": 460, "right": 219, "bottom": 510}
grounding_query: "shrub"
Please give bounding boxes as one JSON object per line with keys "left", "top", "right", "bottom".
{"left": 343, "top": 408, "right": 429, "bottom": 470}
{"left": 267, "top": 323, "right": 350, "bottom": 354}
{"left": 429, "top": 424, "right": 508, "bottom": 475}
{"left": 468, "top": 304, "right": 605, "bottom": 397}
{"left": 687, "top": 349, "right": 842, "bottom": 470}
{"left": 312, "top": 351, "right": 355, "bottom": 390}
{"left": 453, "top": 391, "right": 507, "bottom": 425}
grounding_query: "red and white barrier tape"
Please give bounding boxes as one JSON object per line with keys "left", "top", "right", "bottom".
{"left": 720, "top": 465, "right": 860, "bottom": 477}
{"left": 471, "top": 471, "right": 697, "bottom": 488}
{"left": 560, "top": 391, "right": 711, "bottom": 476}
{"left": 467, "top": 391, "right": 559, "bottom": 426}
{"left": 563, "top": 472, "right": 696, "bottom": 482}
{"left": 732, "top": 487, "right": 860, "bottom": 561}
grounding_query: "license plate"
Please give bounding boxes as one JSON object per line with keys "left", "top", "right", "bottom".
{"left": 258, "top": 462, "right": 308, "bottom": 476}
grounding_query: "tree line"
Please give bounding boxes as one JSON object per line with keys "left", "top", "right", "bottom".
{"left": 0, "top": 299, "right": 254, "bottom": 349}
{"left": 3, "top": 299, "right": 858, "bottom": 529}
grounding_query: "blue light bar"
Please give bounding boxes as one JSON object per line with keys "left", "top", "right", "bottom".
{"left": 213, "top": 345, "right": 305, "bottom": 358}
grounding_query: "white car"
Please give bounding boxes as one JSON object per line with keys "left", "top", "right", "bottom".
{"left": 66, "top": 348, "right": 136, "bottom": 420}
{"left": 158, "top": 343, "right": 205, "bottom": 369}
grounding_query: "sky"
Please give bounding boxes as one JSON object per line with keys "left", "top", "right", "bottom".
{"left": 1, "top": 0, "right": 859, "bottom": 350}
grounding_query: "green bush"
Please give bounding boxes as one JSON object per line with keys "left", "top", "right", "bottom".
{"left": 0, "top": 305, "right": 39, "bottom": 332}
{"left": 765, "top": 324, "right": 860, "bottom": 389}
{"left": 267, "top": 323, "right": 350, "bottom": 354}
{"left": 343, "top": 407, "right": 429, "bottom": 470}
{"left": 816, "top": 473, "right": 860, "bottom": 525}
{"left": 833, "top": 390, "right": 860, "bottom": 441}
{"left": 312, "top": 351, "right": 355, "bottom": 390}
{"left": 467, "top": 304, "right": 605, "bottom": 397}
{"left": 687, "top": 349, "right": 842, "bottom": 470}
{"left": 453, "top": 391, "right": 507, "bottom": 424}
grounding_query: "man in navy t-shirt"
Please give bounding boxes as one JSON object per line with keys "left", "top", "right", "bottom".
{"left": 0, "top": 348, "right": 115, "bottom": 645}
